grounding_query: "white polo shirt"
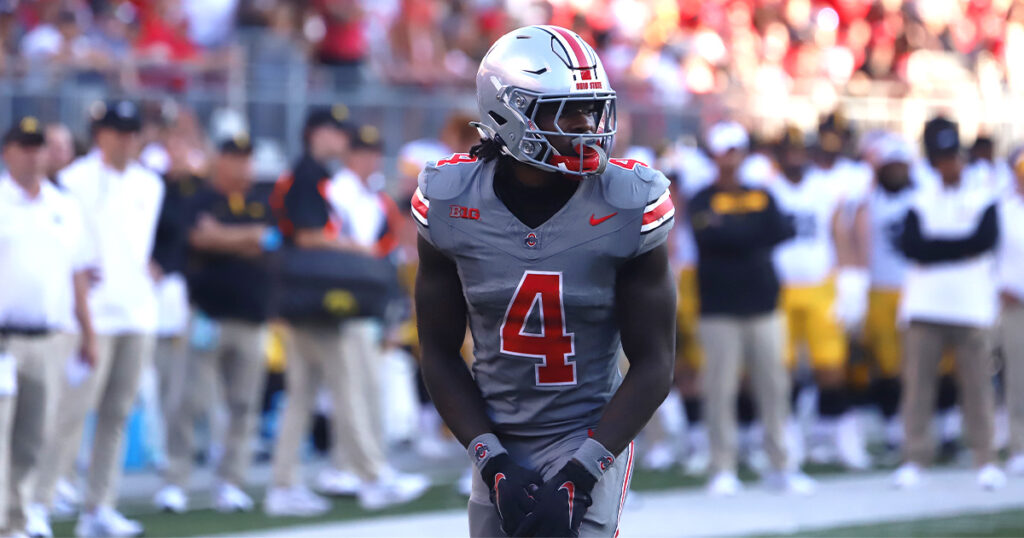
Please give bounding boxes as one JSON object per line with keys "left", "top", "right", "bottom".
{"left": 325, "top": 168, "right": 393, "bottom": 249}
{"left": 999, "top": 191, "right": 1024, "bottom": 302}
{"left": 899, "top": 175, "right": 999, "bottom": 328}
{"left": 58, "top": 152, "right": 165, "bottom": 334}
{"left": 0, "top": 174, "right": 91, "bottom": 330}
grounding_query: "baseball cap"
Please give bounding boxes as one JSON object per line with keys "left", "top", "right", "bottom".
{"left": 218, "top": 132, "right": 253, "bottom": 156}
{"left": 349, "top": 124, "right": 383, "bottom": 152}
{"left": 90, "top": 100, "right": 142, "bottom": 132}
{"left": 876, "top": 135, "right": 915, "bottom": 166}
{"left": 705, "top": 121, "right": 748, "bottom": 157}
{"left": 923, "top": 116, "right": 960, "bottom": 159}
{"left": 304, "top": 104, "right": 351, "bottom": 133}
{"left": 2, "top": 116, "right": 45, "bottom": 147}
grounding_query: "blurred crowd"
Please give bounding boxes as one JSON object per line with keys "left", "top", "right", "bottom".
{"left": 5, "top": 0, "right": 1024, "bottom": 97}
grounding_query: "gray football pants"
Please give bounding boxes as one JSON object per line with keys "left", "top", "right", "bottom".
{"left": 468, "top": 431, "right": 634, "bottom": 538}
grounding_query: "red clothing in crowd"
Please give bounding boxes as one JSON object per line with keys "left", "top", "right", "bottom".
{"left": 315, "top": 0, "right": 366, "bottom": 64}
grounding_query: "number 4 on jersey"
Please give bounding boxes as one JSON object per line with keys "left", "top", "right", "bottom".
{"left": 500, "top": 271, "right": 577, "bottom": 386}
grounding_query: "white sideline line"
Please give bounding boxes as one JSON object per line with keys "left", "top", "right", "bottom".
{"left": 224, "top": 468, "right": 1024, "bottom": 537}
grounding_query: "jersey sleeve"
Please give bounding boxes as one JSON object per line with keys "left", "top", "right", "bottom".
{"left": 411, "top": 162, "right": 436, "bottom": 245}
{"left": 634, "top": 170, "right": 675, "bottom": 257}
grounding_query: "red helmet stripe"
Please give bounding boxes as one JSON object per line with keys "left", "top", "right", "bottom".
{"left": 551, "top": 27, "right": 593, "bottom": 80}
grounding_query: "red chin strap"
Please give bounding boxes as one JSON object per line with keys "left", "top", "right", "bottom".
{"left": 548, "top": 145, "right": 602, "bottom": 176}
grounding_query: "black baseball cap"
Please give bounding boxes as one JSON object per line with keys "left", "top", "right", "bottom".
{"left": 304, "top": 104, "right": 351, "bottom": 133}
{"left": 218, "top": 132, "right": 253, "bottom": 156}
{"left": 90, "top": 100, "right": 142, "bottom": 132}
{"left": 923, "top": 116, "right": 960, "bottom": 159}
{"left": 3, "top": 116, "right": 45, "bottom": 147}
{"left": 349, "top": 124, "right": 383, "bottom": 152}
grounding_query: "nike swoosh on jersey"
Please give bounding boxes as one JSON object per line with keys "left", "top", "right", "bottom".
{"left": 589, "top": 212, "right": 617, "bottom": 226}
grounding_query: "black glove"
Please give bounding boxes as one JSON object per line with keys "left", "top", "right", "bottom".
{"left": 480, "top": 453, "right": 544, "bottom": 536}
{"left": 513, "top": 459, "right": 597, "bottom": 538}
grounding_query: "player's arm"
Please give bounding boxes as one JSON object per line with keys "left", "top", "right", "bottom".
{"left": 593, "top": 242, "right": 676, "bottom": 455}
{"left": 414, "top": 235, "right": 491, "bottom": 445}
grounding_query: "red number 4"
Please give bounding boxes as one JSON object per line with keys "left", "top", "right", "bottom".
{"left": 437, "top": 153, "right": 478, "bottom": 167}
{"left": 500, "top": 271, "right": 576, "bottom": 386}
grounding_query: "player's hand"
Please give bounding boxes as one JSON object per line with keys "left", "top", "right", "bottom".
{"left": 514, "top": 459, "right": 596, "bottom": 538}
{"left": 480, "top": 453, "right": 543, "bottom": 536}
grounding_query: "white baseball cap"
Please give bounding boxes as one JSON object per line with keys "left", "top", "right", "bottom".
{"left": 706, "top": 121, "right": 749, "bottom": 157}
{"left": 876, "top": 135, "right": 915, "bottom": 166}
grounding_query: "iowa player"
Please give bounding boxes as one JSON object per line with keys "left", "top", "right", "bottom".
{"left": 414, "top": 26, "right": 676, "bottom": 537}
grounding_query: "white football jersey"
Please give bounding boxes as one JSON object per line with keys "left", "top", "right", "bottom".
{"left": 769, "top": 169, "right": 846, "bottom": 285}
{"left": 866, "top": 185, "right": 915, "bottom": 290}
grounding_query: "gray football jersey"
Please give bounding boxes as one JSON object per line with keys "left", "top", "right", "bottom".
{"left": 412, "top": 154, "right": 674, "bottom": 437}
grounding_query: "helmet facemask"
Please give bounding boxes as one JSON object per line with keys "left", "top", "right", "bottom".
{"left": 494, "top": 86, "right": 617, "bottom": 177}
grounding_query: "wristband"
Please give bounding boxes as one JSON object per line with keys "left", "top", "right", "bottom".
{"left": 571, "top": 438, "right": 615, "bottom": 480}
{"left": 467, "top": 433, "right": 507, "bottom": 472}
{"left": 260, "top": 227, "right": 283, "bottom": 252}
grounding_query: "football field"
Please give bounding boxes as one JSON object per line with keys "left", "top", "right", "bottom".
{"left": 48, "top": 463, "right": 1024, "bottom": 537}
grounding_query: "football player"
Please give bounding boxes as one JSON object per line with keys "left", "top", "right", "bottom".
{"left": 414, "top": 26, "right": 676, "bottom": 537}
{"left": 768, "top": 127, "right": 872, "bottom": 471}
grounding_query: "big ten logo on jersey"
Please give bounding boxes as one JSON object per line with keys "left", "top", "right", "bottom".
{"left": 449, "top": 205, "right": 480, "bottom": 220}
{"left": 791, "top": 212, "right": 817, "bottom": 239}
{"left": 576, "top": 81, "right": 604, "bottom": 90}
{"left": 436, "top": 153, "right": 478, "bottom": 167}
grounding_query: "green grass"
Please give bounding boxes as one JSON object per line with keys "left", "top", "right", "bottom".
{"left": 771, "top": 508, "right": 1024, "bottom": 537}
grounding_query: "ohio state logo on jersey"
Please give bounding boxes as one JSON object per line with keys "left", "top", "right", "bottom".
{"left": 597, "top": 455, "right": 614, "bottom": 472}
{"left": 474, "top": 442, "right": 489, "bottom": 461}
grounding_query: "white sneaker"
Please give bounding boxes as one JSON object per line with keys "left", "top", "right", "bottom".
{"left": 763, "top": 471, "right": 816, "bottom": 495}
{"left": 706, "top": 471, "right": 742, "bottom": 496}
{"left": 1007, "top": 453, "right": 1024, "bottom": 475}
{"left": 74, "top": 507, "right": 143, "bottom": 538}
{"left": 358, "top": 473, "right": 430, "bottom": 511}
{"left": 152, "top": 485, "right": 187, "bottom": 514}
{"left": 315, "top": 468, "right": 362, "bottom": 497}
{"left": 263, "top": 486, "right": 330, "bottom": 517}
{"left": 891, "top": 463, "right": 923, "bottom": 489}
{"left": 977, "top": 464, "right": 1007, "bottom": 491}
{"left": 25, "top": 503, "right": 52, "bottom": 538}
{"left": 836, "top": 413, "right": 871, "bottom": 471}
{"left": 456, "top": 467, "right": 473, "bottom": 497}
{"left": 215, "top": 482, "right": 254, "bottom": 513}
{"left": 641, "top": 442, "right": 676, "bottom": 471}
{"left": 683, "top": 449, "right": 710, "bottom": 476}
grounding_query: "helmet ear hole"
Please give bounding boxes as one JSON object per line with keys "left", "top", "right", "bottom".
{"left": 488, "top": 111, "right": 508, "bottom": 126}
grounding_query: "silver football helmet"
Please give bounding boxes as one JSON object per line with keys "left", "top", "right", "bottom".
{"left": 475, "top": 25, "right": 616, "bottom": 176}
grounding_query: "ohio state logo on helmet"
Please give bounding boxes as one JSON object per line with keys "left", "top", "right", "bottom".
{"left": 474, "top": 443, "right": 489, "bottom": 461}
{"left": 473, "top": 25, "right": 616, "bottom": 177}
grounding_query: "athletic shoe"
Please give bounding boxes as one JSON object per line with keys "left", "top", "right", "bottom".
{"left": 215, "top": 482, "right": 254, "bottom": 513}
{"left": 977, "top": 464, "right": 1007, "bottom": 491}
{"left": 836, "top": 413, "right": 871, "bottom": 471}
{"left": 358, "top": 473, "right": 430, "bottom": 511}
{"left": 263, "top": 486, "right": 330, "bottom": 517}
{"left": 315, "top": 468, "right": 361, "bottom": 497}
{"left": 73, "top": 507, "right": 143, "bottom": 538}
{"left": 706, "top": 471, "right": 742, "bottom": 497}
{"left": 25, "top": 503, "right": 52, "bottom": 538}
{"left": 891, "top": 463, "right": 923, "bottom": 489}
{"left": 762, "top": 471, "right": 816, "bottom": 495}
{"left": 456, "top": 467, "right": 473, "bottom": 497}
{"left": 641, "top": 441, "right": 676, "bottom": 471}
{"left": 153, "top": 485, "right": 187, "bottom": 514}
{"left": 1007, "top": 453, "right": 1024, "bottom": 476}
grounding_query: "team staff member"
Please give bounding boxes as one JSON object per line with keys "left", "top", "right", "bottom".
{"left": 34, "top": 101, "right": 164, "bottom": 538}
{"left": 892, "top": 116, "right": 1004, "bottom": 490}
{"left": 768, "top": 127, "right": 871, "bottom": 471}
{"left": 689, "top": 122, "right": 810, "bottom": 496}
{"left": 0, "top": 118, "right": 95, "bottom": 537}
{"left": 152, "top": 134, "right": 278, "bottom": 514}
{"left": 1000, "top": 153, "right": 1024, "bottom": 476}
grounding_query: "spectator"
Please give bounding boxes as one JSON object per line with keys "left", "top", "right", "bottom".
{"left": 33, "top": 100, "right": 164, "bottom": 537}
{"left": 182, "top": 0, "right": 238, "bottom": 50}
{"left": 312, "top": 0, "right": 366, "bottom": 87}
{"left": 688, "top": 121, "right": 809, "bottom": 496}
{"left": 998, "top": 153, "right": 1024, "bottom": 476}
{"left": 43, "top": 123, "right": 76, "bottom": 185}
{"left": 153, "top": 133, "right": 278, "bottom": 514}
{"left": 0, "top": 117, "right": 95, "bottom": 538}
{"left": 892, "top": 116, "right": 1004, "bottom": 490}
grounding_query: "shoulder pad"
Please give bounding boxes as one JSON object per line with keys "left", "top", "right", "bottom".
{"left": 598, "top": 158, "right": 671, "bottom": 209}
{"left": 417, "top": 153, "right": 483, "bottom": 202}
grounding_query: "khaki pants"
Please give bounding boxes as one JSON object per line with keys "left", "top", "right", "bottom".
{"left": 0, "top": 334, "right": 65, "bottom": 531}
{"left": 164, "top": 320, "right": 267, "bottom": 488}
{"left": 699, "top": 312, "right": 790, "bottom": 474}
{"left": 35, "top": 333, "right": 154, "bottom": 511}
{"left": 902, "top": 321, "right": 995, "bottom": 466}
{"left": 271, "top": 319, "right": 385, "bottom": 487}
{"left": 1000, "top": 304, "right": 1024, "bottom": 455}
